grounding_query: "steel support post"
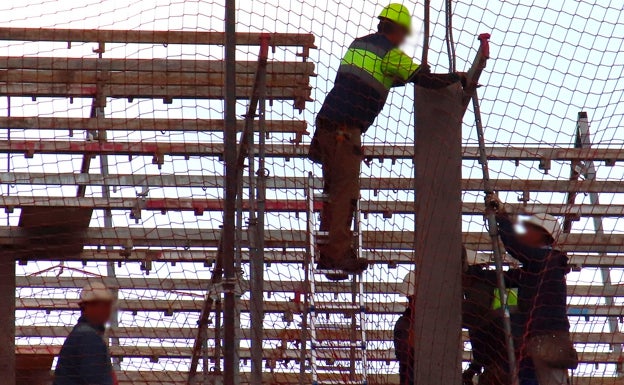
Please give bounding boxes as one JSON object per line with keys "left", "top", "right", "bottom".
{"left": 249, "top": 34, "right": 270, "bottom": 385}
{"left": 412, "top": 82, "right": 463, "bottom": 385}
{"left": 0, "top": 258, "right": 15, "bottom": 384}
{"left": 92, "top": 91, "right": 121, "bottom": 370}
{"left": 223, "top": 1, "right": 239, "bottom": 385}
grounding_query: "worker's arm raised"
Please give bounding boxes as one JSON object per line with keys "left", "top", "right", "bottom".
{"left": 381, "top": 48, "right": 421, "bottom": 86}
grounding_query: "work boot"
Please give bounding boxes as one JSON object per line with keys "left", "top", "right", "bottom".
{"left": 337, "top": 256, "right": 368, "bottom": 274}
{"left": 316, "top": 255, "right": 348, "bottom": 281}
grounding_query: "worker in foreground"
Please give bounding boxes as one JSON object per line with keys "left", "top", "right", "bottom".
{"left": 394, "top": 270, "right": 416, "bottom": 385}
{"left": 53, "top": 282, "right": 117, "bottom": 385}
{"left": 486, "top": 194, "right": 577, "bottom": 385}
{"left": 309, "top": 3, "right": 465, "bottom": 280}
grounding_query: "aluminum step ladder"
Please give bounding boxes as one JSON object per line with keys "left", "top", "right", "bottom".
{"left": 305, "top": 172, "right": 368, "bottom": 385}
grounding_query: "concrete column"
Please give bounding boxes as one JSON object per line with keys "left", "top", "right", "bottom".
{"left": 0, "top": 258, "right": 16, "bottom": 384}
{"left": 412, "top": 82, "right": 464, "bottom": 385}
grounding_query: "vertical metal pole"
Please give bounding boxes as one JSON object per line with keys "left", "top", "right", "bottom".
{"left": 472, "top": 92, "right": 517, "bottom": 385}
{"left": 0, "top": 258, "right": 15, "bottom": 385}
{"left": 422, "top": 0, "right": 430, "bottom": 66}
{"left": 223, "top": 0, "right": 238, "bottom": 384}
{"left": 95, "top": 95, "right": 120, "bottom": 370}
{"left": 250, "top": 35, "right": 269, "bottom": 385}
{"left": 0, "top": 96, "right": 15, "bottom": 385}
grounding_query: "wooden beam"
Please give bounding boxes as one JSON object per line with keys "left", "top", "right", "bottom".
{"left": 16, "top": 276, "right": 624, "bottom": 300}
{"left": 0, "top": 69, "right": 307, "bottom": 88}
{"left": 12, "top": 345, "right": 624, "bottom": 363}
{"left": 0, "top": 57, "right": 315, "bottom": 75}
{"left": 0, "top": 117, "right": 307, "bottom": 134}
{"left": 0, "top": 83, "right": 309, "bottom": 101}
{"left": 1, "top": 140, "right": 623, "bottom": 163}
{"left": 110, "top": 372, "right": 624, "bottom": 385}
{"left": 1, "top": 172, "right": 623, "bottom": 195}
{"left": 0, "top": 227, "right": 622, "bottom": 252}
{"left": 12, "top": 248, "right": 624, "bottom": 267}
{"left": 0, "top": 28, "right": 316, "bottom": 49}
{"left": 15, "top": 297, "right": 624, "bottom": 317}
{"left": 1, "top": 196, "right": 623, "bottom": 218}
{"left": 16, "top": 326, "right": 624, "bottom": 345}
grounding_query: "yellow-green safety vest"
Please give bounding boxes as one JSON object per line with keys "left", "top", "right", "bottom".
{"left": 338, "top": 34, "right": 420, "bottom": 99}
{"left": 492, "top": 288, "right": 518, "bottom": 310}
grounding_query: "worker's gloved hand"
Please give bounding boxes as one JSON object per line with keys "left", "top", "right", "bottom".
{"left": 485, "top": 193, "right": 504, "bottom": 215}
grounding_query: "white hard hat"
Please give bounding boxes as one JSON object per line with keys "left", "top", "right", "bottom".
{"left": 79, "top": 282, "right": 114, "bottom": 304}
{"left": 524, "top": 213, "right": 561, "bottom": 240}
{"left": 398, "top": 270, "right": 416, "bottom": 297}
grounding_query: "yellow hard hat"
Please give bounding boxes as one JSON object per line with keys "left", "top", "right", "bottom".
{"left": 378, "top": 3, "right": 412, "bottom": 33}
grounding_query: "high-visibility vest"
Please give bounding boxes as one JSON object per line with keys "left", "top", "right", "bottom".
{"left": 337, "top": 34, "right": 420, "bottom": 100}
{"left": 492, "top": 288, "right": 518, "bottom": 310}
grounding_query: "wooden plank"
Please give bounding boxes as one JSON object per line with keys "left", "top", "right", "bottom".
{"left": 15, "top": 276, "right": 624, "bottom": 300}
{"left": 0, "top": 69, "right": 307, "bottom": 88}
{"left": 0, "top": 227, "right": 621, "bottom": 252}
{"left": 1, "top": 196, "right": 623, "bottom": 218}
{"left": 12, "top": 344, "right": 624, "bottom": 363}
{"left": 0, "top": 140, "right": 623, "bottom": 163}
{"left": 15, "top": 297, "right": 624, "bottom": 317}
{"left": 0, "top": 117, "right": 307, "bottom": 134}
{"left": 0, "top": 83, "right": 309, "bottom": 101}
{"left": 13, "top": 247, "right": 624, "bottom": 267}
{"left": 1, "top": 172, "right": 624, "bottom": 195}
{"left": 111, "top": 372, "right": 624, "bottom": 385}
{"left": 17, "top": 326, "right": 624, "bottom": 345}
{"left": 0, "top": 57, "right": 315, "bottom": 75}
{"left": 0, "top": 28, "right": 316, "bottom": 48}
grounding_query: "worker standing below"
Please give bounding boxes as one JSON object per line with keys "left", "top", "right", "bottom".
{"left": 309, "top": 3, "right": 465, "bottom": 279}
{"left": 486, "top": 194, "right": 577, "bottom": 385}
{"left": 53, "top": 282, "right": 117, "bottom": 385}
{"left": 462, "top": 247, "right": 509, "bottom": 385}
{"left": 394, "top": 270, "right": 416, "bottom": 385}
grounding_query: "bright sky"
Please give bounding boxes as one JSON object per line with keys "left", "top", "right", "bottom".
{"left": 1, "top": 0, "right": 624, "bottom": 379}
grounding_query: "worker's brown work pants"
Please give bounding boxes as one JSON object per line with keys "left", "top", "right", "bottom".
{"left": 310, "top": 118, "right": 362, "bottom": 264}
{"left": 527, "top": 332, "right": 573, "bottom": 385}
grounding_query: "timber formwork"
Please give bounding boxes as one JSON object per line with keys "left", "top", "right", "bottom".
{"left": 1, "top": 27, "right": 624, "bottom": 385}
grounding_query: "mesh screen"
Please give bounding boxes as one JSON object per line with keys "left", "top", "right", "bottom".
{"left": 0, "top": 1, "right": 623, "bottom": 384}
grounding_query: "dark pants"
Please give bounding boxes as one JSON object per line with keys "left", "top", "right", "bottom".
{"left": 309, "top": 118, "right": 362, "bottom": 263}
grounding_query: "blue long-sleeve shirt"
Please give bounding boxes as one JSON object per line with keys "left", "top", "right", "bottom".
{"left": 53, "top": 316, "right": 114, "bottom": 385}
{"left": 496, "top": 214, "right": 570, "bottom": 337}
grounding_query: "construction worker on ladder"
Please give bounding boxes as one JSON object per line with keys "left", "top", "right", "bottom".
{"left": 309, "top": 3, "right": 465, "bottom": 279}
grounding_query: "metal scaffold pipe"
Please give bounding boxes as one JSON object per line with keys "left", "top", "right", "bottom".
{"left": 471, "top": 92, "right": 518, "bottom": 385}
{"left": 223, "top": 1, "right": 239, "bottom": 385}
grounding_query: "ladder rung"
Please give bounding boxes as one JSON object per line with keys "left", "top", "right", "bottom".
{"left": 315, "top": 365, "right": 356, "bottom": 371}
{"left": 313, "top": 380, "right": 366, "bottom": 385}
{"left": 314, "top": 231, "right": 358, "bottom": 238}
{"left": 313, "top": 193, "right": 330, "bottom": 202}
{"left": 312, "top": 269, "right": 359, "bottom": 276}
{"left": 312, "top": 342, "right": 365, "bottom": 349}
{"left": 311, "top": 303, "right": 364, "bottom": 312}
{"left": 314, "top": 323, "right": 361, "bottom": 330}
